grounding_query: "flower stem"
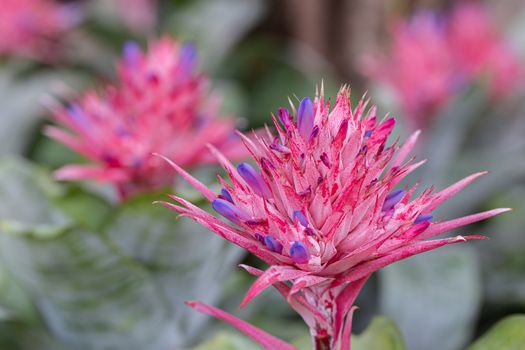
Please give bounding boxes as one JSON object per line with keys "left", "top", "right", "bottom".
{"left": 313, "top": 334, "right": 331, "bottom": 350}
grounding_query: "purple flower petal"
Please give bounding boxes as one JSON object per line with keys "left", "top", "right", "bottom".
{"left": 290, "top": 241, "right": 310, "bottom": 264}
{"left": 382, "top": 189, "right": 405, "bottom": 211}
{"left": 264, "top": 235, "right": 283, "bottom": 253}
{"left": 297, "top": 97, "right": 314, "bottom": 140}
{"left": 212, "top": 198, "right": 247, "bottom": 225}
{"left": 237, "top": 162, "right": 271, "bottom": 198}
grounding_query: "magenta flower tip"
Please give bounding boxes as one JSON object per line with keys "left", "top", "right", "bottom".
{"left": 278, "top": 108, "right": 292, "bottom": 130}
{"left": 382, "top": 189, "right": 405, "bottom": 211}
{"left": 254, "top": 233, "right": 265, "bottom": 244}
{"left": 297, "top": 97, "right": 315, "bottom": 139}
{"left": 290, "top": 241, "right": 309, "bottom": 264}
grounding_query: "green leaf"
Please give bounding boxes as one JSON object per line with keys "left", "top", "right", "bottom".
{"left": 468, "top": 315, "right": 525, "bottom": 350}
{"left": 106, "top": 193, "right": 244, "bottom": 346}
{"left": 0, "top": 226, "right": 175, "bottom": 349}
{"left": 352, "top": 317, "right": 406, "bottom": 350}
{"left": 0, "top": 158, "right": 175, "bottom": 349}
{"left": 0, "top": 265, "right": 38, "bottom": 324}
{"left": 0, "top": 157, "right": 66, "bottom": 225}
{"left": 193, "top": 331, "right": 260, "bottom": 350}
{"left": 379, "top": 246, "right": 481, "bottom": 350}
{"left": 0, "top": 63, "right": 84, "bottom": 157}
{"left": 50, "top": 185, "right": 112, "bottom": 231}
{"left": 0, "top": 321, "right": 67, "bottom": 350}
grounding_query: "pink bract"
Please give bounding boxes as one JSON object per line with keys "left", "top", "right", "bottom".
{"left": 0, "top": 0, "right": 80, "bottom": 60}
{"left": 46, "top": 37, "right": 246, "bottom": 199}
{"left": 160, "top": 85, "right": 509, "bottom": 349}
{"left": 365, "top": 2, "right": 522, "bottom": 130}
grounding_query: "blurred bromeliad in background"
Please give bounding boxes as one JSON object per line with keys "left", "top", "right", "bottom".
{"left": 0, "top": 0, "right": 82, "bottom": 61}
{"left": 363, "top": 2, "right": 523, "bottom": 130}
{"left": 46, "top": 37, "right": 246, "bottom": 199}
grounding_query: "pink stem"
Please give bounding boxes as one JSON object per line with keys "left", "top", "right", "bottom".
{"left": 313, "top": 334, "right": 331, "bottom": 350}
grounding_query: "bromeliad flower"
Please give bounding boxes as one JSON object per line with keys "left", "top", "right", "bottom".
{"left": 364, "top": 2, "right": 522, "bottom": 130}
{"left": 159, "top": 86, "right": 509, "bottom": 350}
{"left": 0, "top": 0, "right": 81, "bottom": 60}
{"left": 46, "top": 37, "right": 246, "bottom": 199}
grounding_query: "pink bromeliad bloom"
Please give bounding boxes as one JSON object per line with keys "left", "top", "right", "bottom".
{"left": 159, "top": 86, "right": 509, "bottom": 350}
{"left": 46, "top": 37, "right": 245, "bottom": 199}
{"left": 0, "top": 0, "right": 81, "bottom": 60}
{"left": 447, "top": 2, "right": 522, "bottom": 98}
{"left": 365, "top": 2, "right": 522, "bottom": 130}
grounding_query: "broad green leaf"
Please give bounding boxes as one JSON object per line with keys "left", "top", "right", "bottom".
{"left": 468, "top": 315, "right": 525, "bottom": 350}
{"left": 0, "top": 264, "right": 37, "bottom": 324}
{"left": 420, "top": 85, "right": 488, "bottom": 191}
{"left": 106, "top": 194, "right": 244, "bottom": 346}
{"left": 0, "top": 321, "right": 67, "bottom": 350}
{"left": 0, "top": 63, "right": 84, "bottom": 156}
{"left": 0, "top": 158, "right": 175, "bottom": 349}
{"left": 352, "top": 316, "right": 406, "bottom": 350}
{"left": 51, "top": 186, "right": 112, "bottom": 232}
{"left": 467, "top": 186, "right": 525, "bottom": 305}
{"left": 0, "top": 227, "right": 174, "bottom": 350}
{"left": 193, "top": 331, "right": 260, "bottom": 350}
{"left": 379, "top": 246, "right": 481, "bottom": 350}
{"left": 0, "top": 157, "right": 67, "bottom": 227}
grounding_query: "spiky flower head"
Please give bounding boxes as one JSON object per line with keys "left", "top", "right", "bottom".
{"left": 0, "top": 0, "right": 81, "bottom": 60}
{"left": 160, "top": 85, "right": 508, "bottom": 349}
{"left": 46, "top": 37, "right": 245, "bottom": 199}
{"left": 365, "top": 2, "right": 522, "bottom": 130}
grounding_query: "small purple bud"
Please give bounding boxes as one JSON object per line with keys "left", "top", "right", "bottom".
{"left": 264, "top": 235, "right": 283, "bottom": 254}
{"left": 179, "top": 42, "right": 197, "bottom": 72}
{"left": 364, "top": 130, "right": 372, "bottom": 138}
{"left": 269, "top": 142, "right": 290, "bottom": 154}
{"left": 309, "top": 125, "right": 319, "bottom": 143}
{"left": 278, "top": 108, "right": 292, "bottom": 130}
{"left": 212, "top": 199, "right": 247, "bottom": 225}
{"left": 382, "top": 189, "right": 405, "bottom": 211}
{"left": 67, "top": 104, "right": 89, "bottom": 127}
{"left": 297, "top": 97, "right": 314, "bottom": 140}
{"left": 237, "top": 163, "right": 271, "bottom": 198}
{"left": 123, "top": 41, "right": 141, "bottom": 66}
{"left": 254, "top": 233, "right": 265, "bottom": 244}
{"left": 292, "top": 210, "right": 308, "bottom": 227}
{"left": 320, "top": 153, "right": 331, "bottom": 168}
{"left": 290, "top": 241, "right": 310, "bottom": 264}
{"left": 220, "top": 188, "right": 234, "bottom": 203}
{"left": 414, "top": 214, "right": 433, "bottom": 224}
{"left": 304, "top": 227, "right": 315, "bottom": 236}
